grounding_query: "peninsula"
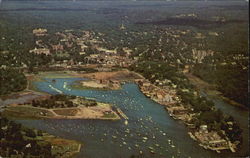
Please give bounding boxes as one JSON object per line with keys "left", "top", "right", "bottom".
{"left": 3, "top": 94, "right": 120, "bottom": 120}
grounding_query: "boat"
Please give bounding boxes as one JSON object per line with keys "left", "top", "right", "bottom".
{"left": 148, "top": 146, "right": 154, "bottom": 150}
{"left": 155, "top": 144, "right": 160, "bottom": 147}
{"left": 142, "top": 137, "right": 148, "bottom": 140}
{"left": 150, "top": 150, "right": 155, "bottom": 154}
{"left": 124, "top": 120, "right": 128, "bottom": 125}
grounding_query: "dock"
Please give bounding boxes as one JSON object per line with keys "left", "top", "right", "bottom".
{"left": 49, "top": 85, "right": 63, "bottom": 94}
{"left": 116, "top": 108, "right": 128, "bottom": 120}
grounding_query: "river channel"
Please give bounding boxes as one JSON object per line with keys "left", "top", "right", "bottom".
{"left": 15, "top": 77, "right": 249, "bottom": 158}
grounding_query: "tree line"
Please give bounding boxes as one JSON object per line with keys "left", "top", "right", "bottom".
{"left": 0, "top": 115, "right": 54, "bottom": 157}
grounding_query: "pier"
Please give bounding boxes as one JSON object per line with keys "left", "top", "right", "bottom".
{"left": 116, "top": 108, "right": 128, "bottom": 120}
{"left": 49, "top": 85, "right": 63, "bottom": 94}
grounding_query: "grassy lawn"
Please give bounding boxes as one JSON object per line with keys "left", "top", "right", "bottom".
{"left": 2, "top": 105, "right": 55, "bottom": 119}
{"left": 53, "top": 108, "right": 79, "bottom": 116}
{"left": 41, "top": 133, "right": 82, "bottom": 157}
{"left": 102, "top": 113, "right": 116, "bottom": 118}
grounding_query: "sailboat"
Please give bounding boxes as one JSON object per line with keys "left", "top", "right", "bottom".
{"left": 124, "top": 120, "right": 128, "bottom": 125}
{"left": 120, "top": 23, "right": 126, "bottom": 30}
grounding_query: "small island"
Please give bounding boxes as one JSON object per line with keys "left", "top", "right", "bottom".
{"left": 70, "top": 69, "right": 143, "bottom": 90}
{"left": 73, "top": 79, "right": 121, "bottom": 90}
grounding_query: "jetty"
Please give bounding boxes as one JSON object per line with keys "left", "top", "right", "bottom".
{"left": 49, "top": 85, "right": 63, "bottom": 94}
{"left": 116, "top": 108, "right": 128, "bottom": 119}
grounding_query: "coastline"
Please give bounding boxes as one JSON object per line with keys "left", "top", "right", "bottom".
{"left": 1, "top": 71, "right": 124, "bottom": 121}
{"left": 0, "top": 70, "right": 242, "bottom": 155}
{"left": 82, "top": 69, "right": 240, "bottom": 153}
{"left": 2, "top": 105, "right": 121, "bottom": 120}
{"left": 134, "top": 77, "right": 238, "bottom": 153}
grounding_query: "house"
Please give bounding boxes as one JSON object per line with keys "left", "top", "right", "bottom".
{"left": 142, "top": 82, "right": 151, "bottom": 87}
{"left": 208, "top": 140, "right": 228, "bottom": 148}
{"left": 199, "top": 125, "right": 208, "bottom": 133}
{"left": 65, "top": 42, "right": 73, "bottom": 48}
{"left": 51, "top": 44, "right": 64, "bottom": 51}
{"left": 79, "top": 52, "right": 86, "bottom": 55}
{"left": 172, "top": 109, "right": 187, "bottom": 115}
{"left": 156, "top": 90, "right": 173, "bottom": 102}
{"left": 29, "top": 48, "right": 50, "bottom": 55}
{"left": 33, "top": 28, "right": 47, "bottom": 36}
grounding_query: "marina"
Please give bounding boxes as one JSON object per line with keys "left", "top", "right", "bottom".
{"left": 0, "top": 0, "right": 248, "bottom": 157}
{"left": 15, "top": 77, "right": 248, "bottom": 158}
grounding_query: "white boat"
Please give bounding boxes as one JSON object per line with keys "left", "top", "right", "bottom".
{"left": 142, "top": 137, "right": 148, "bottom": 140}
{"left": 124, "top": 120, "right": 128, "bottom": 125}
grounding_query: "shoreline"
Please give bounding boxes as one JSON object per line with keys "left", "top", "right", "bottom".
{"left": 1, "top": 71, "right": 123, "bottom": 121}
{"left": 1, "top": 69, "right": 242, "bottom": 155}
{"left": 3, "top": 107, "right": 121, "bottom": 120}
{"left": 135, "top": 78, "right": 238, "bottom": 153}
{"left": 70, "top": 79, "right": 121, "bottom": 91}
{"left": 184, "top": 73, "right": 248, "bottom": 110}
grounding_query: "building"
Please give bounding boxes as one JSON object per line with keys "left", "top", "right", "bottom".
{"left": 33, "top": 28, "right": 47, "bottom": 36}
{"left": 51, "top": 44, "right": 64, "bottom": 52}
{"left": 29, "top": 48, "right": 50, "bottom": 55}
{"left": 156, "top": 90, "right": 173, "bottom": 102}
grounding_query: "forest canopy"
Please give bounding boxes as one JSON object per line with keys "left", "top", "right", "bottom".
{"left": 0, "top": 68, "right": 27, "bottom": 95}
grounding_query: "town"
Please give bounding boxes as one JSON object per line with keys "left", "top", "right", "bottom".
{"left": 0, "top": 1, "right": 248, "bottom": 157}
{"left": 0, "top": 26, "right": 245, "bottom": 157}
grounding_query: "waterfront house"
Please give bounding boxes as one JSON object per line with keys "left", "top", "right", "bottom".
{"left": 199, "top": 125, "right": 208, "bottom": 134}
{"left": 208, "top": 140, "right": 228, "bottom": 148}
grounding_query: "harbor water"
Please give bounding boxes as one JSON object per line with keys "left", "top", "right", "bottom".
{"left": 17, "top": 78, "right": 249, "bottom": 158}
